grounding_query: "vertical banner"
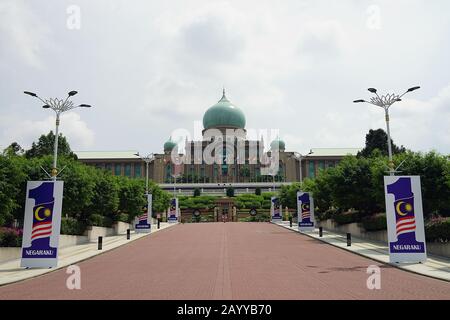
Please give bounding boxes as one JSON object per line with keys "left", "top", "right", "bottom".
{"left": 135, "top": 194, "right": 152, "bottom": 233}
{"left": 384, "top": 176, "right": 427, "bottom": 263}
{"left": 21, "top": 181, "right": 63, "bottom": 268}
{"left": 297, "top": 191, "right": 315, "bottom": 231}
{"left": 271, "top": 197, "right": 282, "bottom": 222}
{"left": 168, "top": 198, "right": 179, "bottom": 223}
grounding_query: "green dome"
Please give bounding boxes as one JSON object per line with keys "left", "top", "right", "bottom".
{"left": 270, "top": 137, "right": 285, "bottom": 151}
{"left": 164, "top": 137, "right": 177, "bottom": 152}
{"left": 203, "top": 90, "right": 246, "bottom": 130}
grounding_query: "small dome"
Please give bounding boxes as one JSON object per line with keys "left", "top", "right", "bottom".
{"left": 164, "top": 137, "right": 177, "bottom": 152}
{"left": 270, "top": 137, "right": 285, "bottom": 151}
{"left": 203, "top": 89, "right": 246, "bottom": 130}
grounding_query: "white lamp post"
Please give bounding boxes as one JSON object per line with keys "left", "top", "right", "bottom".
{"left": 354, "top": 86, "right": 420, "bottom": 176}
{"left": 134, "top": 153, "right": 155, "bottom": 195}
{"left": 291, "top": 150, "right": 313, "bottom": 183}
{"left": 24, "top": 90, "right": 91, "bottom": 180}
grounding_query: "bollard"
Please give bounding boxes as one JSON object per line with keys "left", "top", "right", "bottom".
{"left": 127, "top": 229, "right": 130, "bottom": 240}
{"left": 289, "top": 216, "right": 292, "bottom": 228}
{"left": 347, "top": 233, "right": 351, "bottom": 246}
{"left": 157, "top": 218, "right": 160, "bottom": 229}
{"left": 319, "top": 227, "right": 323, "bottom": 237}
{"left": 98, "top": 236, "right": 103, "bottom": 250}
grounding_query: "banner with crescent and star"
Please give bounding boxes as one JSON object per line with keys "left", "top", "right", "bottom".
{"left": 271, "top": 197, "right": 282, "bottom": 222}
{"left": 135, "top": 194, "right": 152, "bottom": 233}
{"left": 384, "top": 176, "right": 427, "bottom": 263}
{"left": 297, "top": 191, "right": 315, "bottom": 231}
{"left": 21, "top": 181, "right": 63, "bottom": 268}
{"left": 168, "top": 197, "right": 179, "bottom": 223}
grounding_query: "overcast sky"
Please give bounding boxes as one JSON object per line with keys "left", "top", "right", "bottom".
{"left": 1, "top": 0, "right": 449, "bottom": 155}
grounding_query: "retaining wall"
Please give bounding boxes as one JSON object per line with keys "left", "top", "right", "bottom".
{"left": 317, "top": 219, "right": 450, "bottom": 259}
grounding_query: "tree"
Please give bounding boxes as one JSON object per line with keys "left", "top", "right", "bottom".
{"left": 149, "top": 181, "right": 171, "bottom": 214}
{"left": 193, "top": 188, "right": 201, "bottom": 197}
{"left": 89, "top": 172, "right": 120, "bottom": 219}
{"left": 279, "top": 182, "right": 302, "bottom": 209}
{"left": 358, "top": 129, "right": 406, "bottom": 158}
{"left": 25, "top": 131, "right": 77, "bottom": 159}
{"left": 0, "top": 155, "right": 27, "bottom": 226}
{"left": 117, "top": 177, "right": 145, "bottom": 220}
{"left": 3, "top": 142, "right": 24, "bottom": 156}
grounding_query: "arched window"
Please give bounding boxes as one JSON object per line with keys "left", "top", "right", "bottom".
{"left": 165, "top": 163, "right": 172, "bottom": 183}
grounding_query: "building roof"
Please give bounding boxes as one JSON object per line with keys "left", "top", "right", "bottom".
{"left": 203, "top": 89, "right": 246, "bottom": 130}
{"left": 74, "top": 151, "right": 140, "bottom": 160}
{"left": 309, "top": 148, "right": 362, "bottom": 157}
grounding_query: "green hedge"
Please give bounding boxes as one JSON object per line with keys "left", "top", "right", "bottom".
{"left": 88, "top": 214, "right": 113, "bottom": 228}
{"left": 332, "top": 210, "right": 360, "bottom": 225}
{"left": 361, "top": 213, "right": 387, "bottom": 231}
{"left": 60, "top": 217, "right": 86, "bottom": 235}
{"left": 317, "top": 208, "right": 338, "bottom": 221}
{"left": 116, "top": 213, "right": 130, "bottom": 223}
{"left": 425, "top": 217, "right": 450, "bottom": 242}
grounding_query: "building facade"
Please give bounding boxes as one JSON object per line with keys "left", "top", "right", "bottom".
{"left": 75, "top": 90, "right": 360, "bottom": 186}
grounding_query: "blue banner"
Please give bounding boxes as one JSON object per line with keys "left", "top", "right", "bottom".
{"left": 21, "top": 181, "right": 63, "bottom": 268}
{"left": 297, "top": 192, "right": 315, "bottom": 231}
{"left": 384, "top": 176, "right": 427, "bottom": 263}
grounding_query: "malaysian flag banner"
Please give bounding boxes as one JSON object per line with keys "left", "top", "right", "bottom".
{"left": 168, "top": 198, "right": 179, "bottom": 223}
{"left": 135, "top": 194, "right": 152, "bottom": 233}
{"left": 297, "top": 191, "right": 315, "bottom": 231}
{"left": 384, "top": 176, "right": 427, "bottom": 263}
{"left": 271, "top": 197, "right": 282, "bottom": 222}
{"left": 21, "top": 181, "right": 63, "bottom": 268}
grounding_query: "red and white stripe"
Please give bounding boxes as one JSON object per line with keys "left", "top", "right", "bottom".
{"left": 302, "top": 212, "right": 310, "bottom": 219}
{"left": 31, "top": 221, "right": 52, "bottom": 241}
{"left": 396, "top": 217, "right": 416, "bottom": 237}
{"left": 139, "top": 213, "right": 148, "bottom": 221}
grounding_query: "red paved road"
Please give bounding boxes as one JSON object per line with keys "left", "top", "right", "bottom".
{"left": 0, "top": 223, "right": 449, "bottom": 299}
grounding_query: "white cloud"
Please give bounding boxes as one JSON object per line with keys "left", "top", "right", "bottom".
{"left": 0, "top": 0, "right": 55, "bottom": 69}
{"left": 0, "top": 112, "right": 94, "bottom": 151}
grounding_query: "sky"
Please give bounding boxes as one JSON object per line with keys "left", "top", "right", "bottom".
{"left": 1, "top": 0, "right": 449, "bottom": 155}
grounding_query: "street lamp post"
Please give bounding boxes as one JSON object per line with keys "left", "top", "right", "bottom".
{"left": 291, "top": 150, "right": 313, "bottom": 183}
{"left": 134, "top": 153, "right": 155, "bottom": 195}
{"left": 171, "top": 174, "right": 181, "bottom": 197}
{"left": 354, "top": 86, "right": 420, "bottom": 176}
{"left": 24, "top": 90, "right": 92, "bottom": 180}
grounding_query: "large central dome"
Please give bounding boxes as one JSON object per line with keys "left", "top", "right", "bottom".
{"left": 203, "top": 90, "right": 246, "bottom": 130}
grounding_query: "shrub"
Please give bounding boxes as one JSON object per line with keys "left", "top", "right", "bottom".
{"left": 117, "top": 213, "right": 130, "bottom": 223}
{"left": 88, "top": 214, "right": 113, "bottom": 228}
{"left": 255, "top": 187, "right": 261, "bottom": 196}
{"left": 0, "top": 227, "right": 22, "bottom": 247}
{"left": 317, "top": 207, "right": 338, "bottom": 221}
{"left": 262, "top": 200, "right": 272, "bottom": 209}
{"left": 226, "top": 187, "right": 235, "bottom": 197}
{"left": 193, "top": 188, "right": 201, "bottom": 197}
{"left": 333, "top": 210, "right": 360, "bottom": 225}
{"left": 60, "top": 217, "right": 86, "bottom": 235}
{"left": 361, "top": 213, "right": 387, "bottom": 231}
{"left": 425, "top": 217, "right": 450, "bottom": 242}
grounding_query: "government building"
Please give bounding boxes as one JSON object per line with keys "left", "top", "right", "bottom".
{"left": 75, "top": 90, "right": 360, "bottom": 195}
